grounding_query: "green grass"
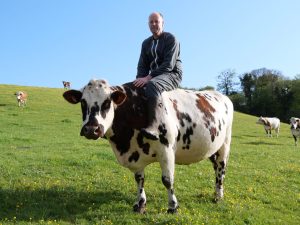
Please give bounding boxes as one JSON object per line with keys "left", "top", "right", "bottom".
{"left": 0, "top": 84, "right": 299, "bottom": 225}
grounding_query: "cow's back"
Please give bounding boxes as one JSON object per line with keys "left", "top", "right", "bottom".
{"left": 162, "top": 89, "right": 233, "bottom": 164}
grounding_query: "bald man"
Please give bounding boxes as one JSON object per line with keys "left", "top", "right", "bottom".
{"left": 133, "top": 12, "right": 183, "bottom": 140}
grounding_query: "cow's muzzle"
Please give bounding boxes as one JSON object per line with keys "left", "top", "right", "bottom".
{"left": 80, "top": 122, "right": 104, "bottom": 140}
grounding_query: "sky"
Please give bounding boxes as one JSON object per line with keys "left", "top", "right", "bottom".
{"left": 1, "top": 0, "right": 299, "bottom": 90}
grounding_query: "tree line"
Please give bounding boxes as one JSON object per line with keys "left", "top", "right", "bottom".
{"left": 216, "top": 68, "right": 300, "bottom": 123}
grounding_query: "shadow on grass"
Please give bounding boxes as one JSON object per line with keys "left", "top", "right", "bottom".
{"left": 0, "top": 187, "right": 131, "bottom": 222}
{"left": 232, "top": 135, "right": 261, "bottom": 139}
{"left": 243, "top": 141, "right": 283, "bottom": 146}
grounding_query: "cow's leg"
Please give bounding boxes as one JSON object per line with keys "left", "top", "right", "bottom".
{"left": 265, "top": 129, "right": 268, "bottom": 137}
{"left": 159, "top": 149, "right": 178, "bottom": 213}
{"left": 275, "top": 128, "right": 279, "bottom": 137}
{"left": 293, "top": 135, "right": 297, "bottom": 146}
{"left": 133, "top": 170, "right": 146, "bottom": 213}
{"left": 210, "top": 135, "right": 231, "bottom": 202}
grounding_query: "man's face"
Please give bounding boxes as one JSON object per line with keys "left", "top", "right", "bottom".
{"left": 148, "top": 13, "right": 163, "bottom": 38}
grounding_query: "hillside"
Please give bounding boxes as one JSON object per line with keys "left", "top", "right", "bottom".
{"left": 0, "top": 84, "right": 299, "bottom": 225}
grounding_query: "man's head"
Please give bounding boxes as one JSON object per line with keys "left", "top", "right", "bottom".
{"left": 148, "top": 12, "right": 164, "bottom": 39}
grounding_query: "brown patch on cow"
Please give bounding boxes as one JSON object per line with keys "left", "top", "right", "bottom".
{"left": 209, "top": 127, "right": 217, "bottom": 142}
{"left": 196, "top": 94, "right": 216, "bottom": 123}
{"left": 171, "top": 99, "right": 180, "bottom": 119}
{"left": 264, "top": 119, "right": 271, "bottom": 127}
{"left": 170, "top": 98, "right": 192, "bottom": 127}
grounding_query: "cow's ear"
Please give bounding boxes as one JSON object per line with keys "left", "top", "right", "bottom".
{"left": 63, "top": 90, "right": 82, "bottom": 104}
{"left": 111, "top": 90, "right": 126, "bottom": 105}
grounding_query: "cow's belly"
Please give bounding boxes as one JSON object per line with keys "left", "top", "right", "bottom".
{"left": 174, "top": 130, "right": 227, "bottom": 165}
{"left": 175, "top": 143, "right": 221, "bottom": 165}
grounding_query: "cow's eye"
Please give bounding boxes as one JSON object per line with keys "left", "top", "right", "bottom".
{"left": 101, "top": 99, "right": 111, "bottom": 111}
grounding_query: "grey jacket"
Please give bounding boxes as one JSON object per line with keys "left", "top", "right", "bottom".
{"left": 136, "top": 32, "right": 182, "bottom": 80}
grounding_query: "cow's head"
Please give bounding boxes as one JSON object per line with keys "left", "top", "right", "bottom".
{"left": 290, "top": 117, "right": 300, "bottom": 130}
{"left": 63, "top": 79, "right": 126, "bottom": 140}
{"left": 256, "top": 116, "right": 268, "bottom": 126}
{"left": 15, "top": 91, "right": 24, "bottom": 100}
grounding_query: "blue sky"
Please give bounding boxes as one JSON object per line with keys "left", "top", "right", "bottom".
{"left": 1, "top": 0, "right": 299, "bottom": 90}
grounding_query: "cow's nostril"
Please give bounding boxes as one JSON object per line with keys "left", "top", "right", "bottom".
{"left": 94, "top": 126, "right": 100, "bottom": 134}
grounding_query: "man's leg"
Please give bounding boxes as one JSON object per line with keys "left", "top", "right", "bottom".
{"left": 142, "top": 74, "right": 180, "bottom": 140}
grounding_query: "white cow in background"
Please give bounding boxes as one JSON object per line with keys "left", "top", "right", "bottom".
{"left": 290, "top": 117, "right": 300, "bottom": 146}
{"left": 256, "top": 116, "right": 280, "bottom": 137}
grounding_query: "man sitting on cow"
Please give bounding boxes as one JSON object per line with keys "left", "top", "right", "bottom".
{"left": 133, "top": 12, "right": 183, "bottom": 140}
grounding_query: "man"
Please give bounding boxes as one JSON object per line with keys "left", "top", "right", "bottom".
{"left": 133, "top": 12, "right": 183, "bottom": 140}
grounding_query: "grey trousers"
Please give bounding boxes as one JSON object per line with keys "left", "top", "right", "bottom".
{"left": 144, "top": 73, "right": 181, "bottom": 98}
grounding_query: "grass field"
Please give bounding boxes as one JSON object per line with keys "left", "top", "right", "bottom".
{"left": 0, "top": 84, "right": 299, "bottom": 225}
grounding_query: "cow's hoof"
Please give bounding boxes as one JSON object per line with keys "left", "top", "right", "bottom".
{"left": 213, "top": 196, "right": 223, "bottom": 203}
{"left": 133, "top": 204, "right": 146, "bottom": 214}
{"left": 167, "top": 206, "right": 179, "bottom": 214}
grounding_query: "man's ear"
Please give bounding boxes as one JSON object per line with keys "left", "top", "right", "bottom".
{"left": 111, "top": 90, "right": 126, "bottom": 105}
{"left": 63, "top": 90, "right": 82, "bottom": 104}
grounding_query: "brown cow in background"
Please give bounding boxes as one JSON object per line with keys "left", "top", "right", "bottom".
{"left": 15, "top": 91, "right": 27, "bottom": 107}
{"left": 62, "top": 81, "right": 71, "bottom": 89}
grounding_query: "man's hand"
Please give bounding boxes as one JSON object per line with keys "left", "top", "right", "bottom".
{"left": 133, "top": 75, "right": 152, "bottom": 87}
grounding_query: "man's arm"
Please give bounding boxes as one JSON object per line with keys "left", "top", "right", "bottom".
{"left": 136, "top": 42, "right": 150, "bottom": 78}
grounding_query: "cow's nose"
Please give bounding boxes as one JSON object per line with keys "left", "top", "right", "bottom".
{"left": 80, "top": 124, "right": 104, "bottom": 140}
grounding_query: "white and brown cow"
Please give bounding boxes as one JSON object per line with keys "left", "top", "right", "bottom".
{"left": 63, "top": 79, "right": 234, "bottom": 213}
{"left": 15, "top": 91, "right": 27, "bottom": 107}
{"left": 62, "top": 81, "right": 71, "bottom": 89}
{"left": 290, "top": 117, "right": 300, "bottom": 146}
{"left": 256, "top": 116, "right": 280, "bottom": 137}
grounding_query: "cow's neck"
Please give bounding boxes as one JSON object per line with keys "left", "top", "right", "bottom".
{"left": 109, "top": 83, "right": 148, "bottom": 135}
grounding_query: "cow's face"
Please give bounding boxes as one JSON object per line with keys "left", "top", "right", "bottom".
{"left": 15, "top": 91, "right": 23, "bottom": 100}
{"left": 63, "top": 79, "right": 126, "bottom": 140}
{"left": 256, "top": 116, "right": 266, "bottom": 125}
{"left": 290, "top": 117, "right": 300, "bottom": 130}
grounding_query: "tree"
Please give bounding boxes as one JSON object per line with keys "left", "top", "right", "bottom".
{"left": 240, "top": 73, "right": 256, "bottom": 113}
{"left": 216, "top": 69, "right": 238, "bottom": 95}
{"left": 289, "top": 79, "right": 300, "bottom": 117}
{"left": 199, "top": 86, "right": 214, "bottom": 91}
